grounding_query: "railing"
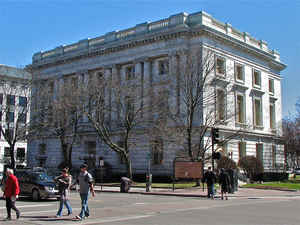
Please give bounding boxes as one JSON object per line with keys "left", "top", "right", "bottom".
{"left": 34, "top": 11, "right": 277, "bottom": 63}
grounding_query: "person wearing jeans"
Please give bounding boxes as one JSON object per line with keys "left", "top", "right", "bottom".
{"left": 73, "top": 164, "right": 95, "bottom": 221}
{"left": 55, "top": 168, "right": 72, "bottom": 217}
{"left": 3, "top": 168, "right": 20, "bottom": 220}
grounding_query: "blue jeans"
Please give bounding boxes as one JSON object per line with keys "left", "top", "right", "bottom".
{"left": 79, "top": 193, "right": 90, "bottom": 219}
{"left": 207, "top": 184, "right": 215, "bottom": 198}
{"left": 57, "top": 194, "right": 72, "bottom": 216}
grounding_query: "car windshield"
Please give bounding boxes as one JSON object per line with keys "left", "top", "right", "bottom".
{"left": 34, "top": 173, "right": 53, "bottom": 182}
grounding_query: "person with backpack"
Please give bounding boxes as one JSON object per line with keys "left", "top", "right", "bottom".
{"left": 73, "top": 164, "right": 95, "bottom": 221}
{"left": 54, "top": 168, "right": 72, "bottom": 217}
{"left": 202, "top": 166, "right": 217, "bottom": 199}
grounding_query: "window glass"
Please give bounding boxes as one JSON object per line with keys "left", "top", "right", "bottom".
{"left": 236, "top": 94, "right": 245, "bottom": 123}
{"left": 254, "top": 98, "right": 262, "bottom": 126}
{"left": 216, "top": 57, "right": 226, "bottom": 76}
{"left": 253, "top": 70, "right": 261, "bottom": 87}
{"left": 216, "top": 89, "right": 225, "bottom": 120}
{"left": 256, "top": 143, "right": 263, "bottom": 164}
{"left": 269, "top": 79, "right": 274, "bottom": 94}
{"left": 238, "top": 142, "right": 246, "bottom": 160}
{"left": 19, "top": 96, "right": 27, "bottom": 107}
{"left": 235, "top": 64, "right": 244, "bottom": 81}
{"left": 270, "top": 103, "right": 275, "bottom": 129}
{"left": 159, "top": 59, "right": 169, "bottom": 75}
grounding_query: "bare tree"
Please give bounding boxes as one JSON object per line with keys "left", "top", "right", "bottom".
{"left": 30, "top": 77, "right": 82, "bottom": 169}
{"left": 0, "top": 76, "right": 32, "bottom": 169}
{"left": 81, "top": 69, "right": 162, "bottom": 179}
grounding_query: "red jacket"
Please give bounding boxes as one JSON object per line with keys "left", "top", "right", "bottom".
{"left": 4, "top": 174, "right": 20, "bottom": 198}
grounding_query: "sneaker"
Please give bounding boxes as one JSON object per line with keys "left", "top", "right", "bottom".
{"left": 16, "top": 212, "right": 20, "bottom": 219}
{"left": 74, "top": 215, "right": 82, "bottom": 221}
{"left": 5, "top": 217, "right": 12, "bottom": 221}
{"left": 55, "top": 215, "right": 61, "bottom": 218}
{"left": 67, "top": 212, "right": 72, "bottom": 216}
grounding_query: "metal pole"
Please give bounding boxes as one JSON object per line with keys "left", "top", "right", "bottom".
{"left": 211, "top": 129, "right": 215, "bottom": 171}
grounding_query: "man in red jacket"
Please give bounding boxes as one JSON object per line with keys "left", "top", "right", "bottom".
{"left": 3, "top": 168, "right": 20, "bottom": 220}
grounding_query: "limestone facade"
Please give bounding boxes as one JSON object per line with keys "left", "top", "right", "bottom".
{"left": 29, "top": 11, "right": 286, "bottom": 176}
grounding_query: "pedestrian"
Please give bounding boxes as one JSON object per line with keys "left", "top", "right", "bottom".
{"left": 54, "top": 168, "right": 72, "bottom": 217}
{"left": 219, "top": 168, "right": 230, "bottom": 200}
{"left": 3, "top": 168, "right": 20, "bottom": 220}
{"left": 202, "top": 166, "right": 216, "bottom": 199}
{"left": 72, "top": 164, "right": 95, "bottom": 221}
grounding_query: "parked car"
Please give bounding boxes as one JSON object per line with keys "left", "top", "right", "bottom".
{"left": 294, "top": 168, "right": 300, "bottom": 175}
{"left": 14, "top": 169, "right": 60, "bottom": 201}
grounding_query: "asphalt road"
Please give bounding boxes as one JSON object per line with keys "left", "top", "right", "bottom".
{"left": 0, "top": 191, "right": 299, "bottom": 225}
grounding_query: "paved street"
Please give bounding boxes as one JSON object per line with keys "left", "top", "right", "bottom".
{"left": 0, "top": 189, "right": 299, "bottom": 225}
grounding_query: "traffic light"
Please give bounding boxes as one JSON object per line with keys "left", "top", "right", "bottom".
{"left": 212, "top": 128, "right": 220, "bottom": 144}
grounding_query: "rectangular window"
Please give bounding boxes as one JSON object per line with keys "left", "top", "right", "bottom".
{"left": 126, "top": 66, "right": 135, "bottom": 80}
{"left": 236, "top": 94, "right": 245, "bottom": 123}
{"left": 5, "top": 129, "right": 14, "bottom": 140}
{"left": 272, "top": 145, "right": 276, "bottom": 168}
{"left": 71, "top": 77, "right": 78, "bottom": 89}
{"left": 270, "top": 102, "right": 275, "bottom": 130}
{"left": 6, "top": 112, "right": 15, "bottom": 123}
{"left": 7, "top": 95, "right": 15, "bottom": 105}
{"left": 4, "top": 147, "right": 11, "bottom": 157}
{"left": 39, "top": 143, "right": 46, "bottom": 155}
{"left": 16, "top": 148, "right": 26, "bottom": 161}
{"left": 254, "top": 98, "right": 263, "bottom": 127}
{"left": 85, "top": 141, "right": 96, "bottom": 155}
{"left": 0, "top": 93, "right": 3, "bottom": 105}
{"left": 216, "top": 56, "right": 226, "bottom": 76}
{"left": 238, "top": 142, "right": 246, "bottom": 160}
{"left": 18, "top": 113, "right": 27, "bottom": 124}
{"left": 256, "top": 143, "right": 264, "bottom": 164}
{"left": 152, "top": 138, "right": 164, "bottom": 165}
{"left": 235, "top": 63, "right": 244, "bottom": 82}
{"left": 158, "top": 59, "right": 169, "bottom": 75}
{"left": 0, "top": 111, "right": 2, "bottom": 121}
{"left": 269, "top": 79, "right": 274, "bottom": 94}
{"left": 19, "top": 96, "right": 27, "bottom": 107}
{"left": 216, "top": 89, "right": 225, "bottom": 121}
{"left": 253, "top": 69, "right": 261, "bottom": 88}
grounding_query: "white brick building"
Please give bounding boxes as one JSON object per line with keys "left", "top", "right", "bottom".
{"left": 0, "top": 65, "right": 31, "bottom": 170}
{"left": 28, "top": 11, "right": 286, "bottom": 176}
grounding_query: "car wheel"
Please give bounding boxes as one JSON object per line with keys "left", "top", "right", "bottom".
{"left": 32, "top": 189, "right": 40, "bottom": 201}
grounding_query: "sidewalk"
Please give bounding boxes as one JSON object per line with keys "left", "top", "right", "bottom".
{"left": 94, "top": 184, "right": 300, "bottom": 198}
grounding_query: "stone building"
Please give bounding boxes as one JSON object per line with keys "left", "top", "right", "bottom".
{"left": 0, "top": 65, "right": 31, "bottom": 170}
{"left": 28, "top": 11, "right": 286, "bottom": 177}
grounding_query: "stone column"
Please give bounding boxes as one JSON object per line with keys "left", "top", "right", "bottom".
{"left": 105, "top": 67, "right": 112, "bottom": 123}
{"left": 134, "top": 60, "right": 144, "bottom": 118}
{"left": 144, "top": 58, "right": 153, "bottom": 120}
{"left": 112, "top": 64, "right": 121, "bottom": 121}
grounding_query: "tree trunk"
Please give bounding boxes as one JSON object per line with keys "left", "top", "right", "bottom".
{"left": 68, "top": 145, "right": 73, "bottom": 169}
{"left": 125, "top": 155, "right": 133, "bottom": 180}
{"left": 10, "top": 145, "right": 15, "bottom": 169}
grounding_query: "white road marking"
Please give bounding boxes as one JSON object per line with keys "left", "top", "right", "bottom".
{"left": 0, "top": 203, "right": 55, "bottom": 210}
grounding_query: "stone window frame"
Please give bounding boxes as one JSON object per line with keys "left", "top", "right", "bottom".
{"left": 216, "top": 88, "right": 226, "bottom": 122}
{"left": 235, "top": 91, "right": 246, "bottom": 125}
{"left": 234, "top": 62, "right": 245, "bottom": 83}
{"left": 269, "top": 78, "right": 275, "bottom": 95}
{"left": 158, "top": 58, "right": 169, "bottom": 76}
{"left": 252, "top": 69, "right": 261, "bottom": 89}
{"left": 253, "top": 96, "right": 263, "bottom": 128}
{"left": 215, "top": 55, "right": 226, "bottom": 77}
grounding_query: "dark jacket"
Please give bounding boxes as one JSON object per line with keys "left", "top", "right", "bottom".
{"left": 55, "top": 175, "right": 72, "bottom": 194}
{"left": 203, "top": 170, "right": 216, "bottom": 186}
{"left": 219, "top": 171, "right": 230, "bottom": 192}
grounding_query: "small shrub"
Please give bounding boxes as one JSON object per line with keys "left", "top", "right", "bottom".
{"left": 238, "top": 156, "right": 264, "bottom": 182}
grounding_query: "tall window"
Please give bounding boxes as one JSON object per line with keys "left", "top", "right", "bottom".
{"left": 126, "top": 66, "right": 135, "bottom": 80}
{"left": 158, "top": 59, "right": 169, "bottom": 75}
{"left": 152, "top": 138, "right": 164, "bottom": 165}
{"left": 269, "top": 79, "right": 274, "bottom": 94}
{"left": 4, "top": 147, "right": 11, "bottom": 157}
{"left": 216, "top": 56, "right": 226, "bottom": 76}
{"left": 256, "top": 143, "right": 263, "bottom": 164}
{"left": 236, "top": 93, "right": 245, "bottom": 124}
{"left": 39, "top": 143, "right": 46, "bottom": 155}
{"left": 6, "top": 112, "right": 15, "bottom": 123}
{"left": 238, "top": 141, "right": 246, "bottom": 160}
{"left": 216, "top": 89, "right": 225, "bottom": 121}
{"left": 0, "top": 93, "right": 3, "bottom": 105}
{"left": 253, "top": 98, "right": 263, "bottom": 127}
{"left": 85, "top": 141, "right": 96, "bottom": 155}
{"left": 16, "top": 148, "right": 26, "bottom": 161}
{"left": 18, "top": 112, "right": 27, "bottom": 124}
{"left": 270, "top": 102, "right": 276, "bottom": 130}
{"left": 272, "top": 145, "right": 276, "bottom": 168}
{"left": 252, "top": 69, "right": 261, "bottom": 88}
{"left": 19, "top": 96, "right": 27, "bottom": 107}
{"left": 235, "top": 63, "right": 244, "bottom": 82}
{"left": 7, "top": 95, "right": 15, "bottom": 105}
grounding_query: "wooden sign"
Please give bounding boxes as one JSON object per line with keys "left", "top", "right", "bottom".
{"left": 174, "top": 161, "right": 203, "bottom": 179}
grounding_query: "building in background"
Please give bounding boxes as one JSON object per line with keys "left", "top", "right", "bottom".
{"left": 29, "top": 11, "right": 286, "bottom": 176}
{"left": 0, "top": 65, "right": 31, "bottom": 170}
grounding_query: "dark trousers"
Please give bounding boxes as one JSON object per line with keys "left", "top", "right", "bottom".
{"left": 6, "top": 197, "right": 20, "bottom": 218}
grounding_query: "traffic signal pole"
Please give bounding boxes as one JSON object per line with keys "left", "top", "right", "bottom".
{"left": 211, "top": 128, "right": 215, "bottom": 171}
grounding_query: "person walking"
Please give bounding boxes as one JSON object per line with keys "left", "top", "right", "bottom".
{"left": 73, "top": 164, "right": 95, "bottom": 221}
{"left": 55, "top": 168, "right": 72, "bottom": 217}
{"left": 219, "top": 168, "right": 230, "bottom": 200}
{"left": 203, "top": 166, "right": 216, "bottom": 199}
{"left": 3, "top": 168, "right": 20, "bottom": 220}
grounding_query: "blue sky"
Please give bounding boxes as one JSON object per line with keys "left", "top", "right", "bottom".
{"left": 1, "top": 0, "right": 299, "bottom": 117}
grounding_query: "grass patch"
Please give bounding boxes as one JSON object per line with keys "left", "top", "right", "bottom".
{"left": 243, "top": 181, "right": 300, "bottom": 190}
